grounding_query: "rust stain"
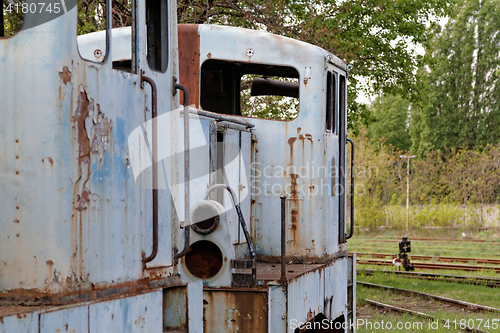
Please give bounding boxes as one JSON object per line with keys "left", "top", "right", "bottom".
{"left": 58, "top": 66, "right": 72, "bottom": 85}
{"left": 207, "top": 52, "right": 212, "bottom": 58}
{"left": 0, "top": 278, "right": 162, "bottom": 309}
{"left": 73, "top": 91, "right": 92, "bottom": 164}
{"left": 290, "top": 173, "right": 299, "bottom": 200}
{"left": 76, "top": 188, "right": 90, "bottom": 211}
{"left": 305, "top": 134, "right": 313, "bottom": 142}
{"left": 178, "top": 24, "right": 201, "bottom": 107}
{"left": 287, "top": 137, "right": 297, "bottom": 147}
{"left": 298, "top": 134, "right": 305, "bottom": 141}
{"left": 297, "top": 127, "right": 301, "bottom": 133}
{"left": 204, "top": 291, "right": 268, "bottom": 332}
{"left": 48, "top": 157, "right": 54, "bottom": 168}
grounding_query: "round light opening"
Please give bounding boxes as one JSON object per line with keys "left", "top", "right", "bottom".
{"left": 191, "top": 204, "right": 220, "bottom": 234}
{"left": 185, "top": 240, "right": 223, "bottom": 279}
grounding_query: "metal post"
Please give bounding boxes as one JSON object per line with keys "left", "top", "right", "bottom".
{"left": 400, "top": 155, "right": 416, "bottom": 232}
{"left": 280, "top": 195, "right": 287, "bottom": 283}
{"left": 406, "top": 158, "right": 410, "bottom": 231}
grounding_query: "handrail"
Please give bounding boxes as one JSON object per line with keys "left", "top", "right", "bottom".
{"left": 346, "top": 137, "right": 355, "bottom": 239}
{"left": 186, "top": 108, "right": 255, "bottom": 128}
{"left": 205, "top": 184, "right": 256, "bottom": 284}
{"left": 174, "top": 84, "right": 191, "bottom": 261}
{"left": 280, "top": 195, "right": 287, "bottom": 283}
{"left": 141, "top": 72, "right": 158, "bottom": 264}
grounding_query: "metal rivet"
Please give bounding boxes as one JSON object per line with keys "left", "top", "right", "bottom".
{"left": 246, "top": 48, "right": 254, "bottom": 57}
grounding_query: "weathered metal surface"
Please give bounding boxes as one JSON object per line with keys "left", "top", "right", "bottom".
{"left": 287, "top": 259, "right": 347, "bottom": 332}
{"left": 187, "top": 280, "right": 204, "bottom": 333}
{"left": 40, "top": 304, "right": 89, "bottom": 332}
{"left": 193, "top": 24, "right": 348, "bottom": 261}
{"left": 347, "top": 253, "right": 356, "bottom": 333}
{"left": 0, "top": 311, "right": 39, "bottom": 333}
{"left": 0, "top": 1, "right": 177, "bottom": 294}
{"left": 0, "top": 289, "right": 162, "bottom": 332}
{"left": 89, "top": 290, "right": 162, "bottom": 332}
{"left": 203, "top": 290, "right": 268, "bottom": 333}
{"left": 163, "top": 286, "right": 188, "bottom": 331}
{"left": 268, "top": 286, "right": 287, "bottom": 333}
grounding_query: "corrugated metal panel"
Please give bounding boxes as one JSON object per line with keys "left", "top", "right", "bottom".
{"left": 40, "top": 304, "right": 89, "bottom": 332}
{"left": 89, "top": 290, "right": 162, "bottom": 333}
{"left": 0, "top": 311, "right": 39, "bottom": 333}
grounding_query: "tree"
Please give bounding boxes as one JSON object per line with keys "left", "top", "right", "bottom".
{"left": 416, "top": 0, "right": 500, "bottom": 151}
{"left": 177, "top": 0, "right": 456, "bottom": 131}
{"left": 368, "top": 93, "right": 412, "bottom": 152}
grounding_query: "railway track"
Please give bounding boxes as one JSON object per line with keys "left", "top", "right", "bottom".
{"left": 375, "top": 237, "right": 491, "bottom": 243}
{"left": 357, "top": 259, "right": 500, "bottom": 272}
{"left": 354, "top": 252, "right": 500, "bottom": 265}
{"left": 359, "top": 281, "right": 500, "bottom": 314}
{"left": 358, "top": 269, "right": 500, "bottom": 287}
{"left": 364, "top": 299, "right": 490, "bottom": 333}
{"left": 359, "top": 281, "right": 500, "bottom": 333}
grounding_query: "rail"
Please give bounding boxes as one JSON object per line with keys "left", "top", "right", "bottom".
{"left": 280, "top": 195, "right": 287, "bottom": 282}
{"left": 174, "top": 84, "right": 191, "bottom": 261}
{"left": 141, "top": 72, "right": 158, "bottom": 264}
{"left": 186, "top": 108, "right": 255, "bottom": 129}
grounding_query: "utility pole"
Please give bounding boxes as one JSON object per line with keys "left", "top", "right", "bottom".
{"left": 400, "top": 155, "right": 416, "bottom": 231}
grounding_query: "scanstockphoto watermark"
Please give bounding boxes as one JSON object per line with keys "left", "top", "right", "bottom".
{"left": 289, "top": 318, "right": 424, "bottom": 331}
{"left": 250, "top": 161, "right": 377, "bottom": 197}
{"left": 127, "top": 106, "right": 378, "bottom": 223}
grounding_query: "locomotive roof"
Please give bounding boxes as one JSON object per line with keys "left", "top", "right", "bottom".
{"left": 77, "top": 24, "right": 347, "bottom": 72}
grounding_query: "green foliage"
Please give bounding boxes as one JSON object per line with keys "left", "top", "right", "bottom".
{"left": 367, "top": 94, "right": 412, "bottom": 152}
{"left": 416, "top": 0, "right": 500, "bottom": 151}
{"left": 177, "top": 0, "right": 457, "bottom": 130}
{"left": 3, "top": 0, "right": 25, "bottom": 36}
{"left": 350, "top": 129, "right": 500, "bottom": 230}
{"left": 240, "top": 75, "right": 299, "bottom": 120}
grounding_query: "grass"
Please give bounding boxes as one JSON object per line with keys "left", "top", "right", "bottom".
{"left": 358, "top": 270, "right": 500, "bottom": 308}
{"left": 355, "top": 263, "right": 500, "bottom": 277}
{"left": 348, "top": 229, "right": 500, "bottom": 261}
{"left": 353, "top": 229, "right": 500, "bottom": 332}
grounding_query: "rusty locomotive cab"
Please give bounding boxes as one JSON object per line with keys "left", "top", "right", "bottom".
{"left": 0, "top": 7, "right": 356, "bottom": 332}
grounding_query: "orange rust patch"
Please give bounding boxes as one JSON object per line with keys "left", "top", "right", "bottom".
{"left": 287, "top": 137, "right": 297, "bottom": 146}
{"left": 48, "top": 157, "right": 54, "bottom": 168}
{"left": 178, "top": 24, "right": 201, "bottom": 107}
{"left": 290, "top": 173, "right": 299, "bottom": 199}
{"left": 59, "top": 66, "right": 72, "bottom": 85}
